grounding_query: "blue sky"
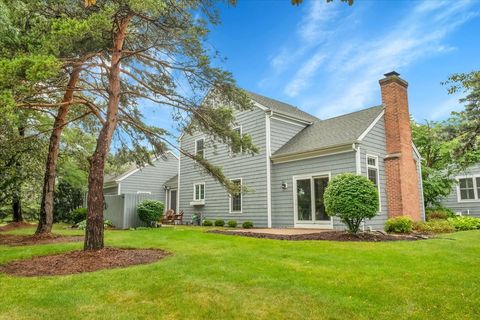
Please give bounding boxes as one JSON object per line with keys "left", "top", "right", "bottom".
{"left": 143, "top": 0, "right": 480, "bottom": 140}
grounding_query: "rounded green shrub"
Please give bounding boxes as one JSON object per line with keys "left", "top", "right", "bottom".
{"left": 137, "top": 200, "right": 164, "bottom": 226}
{"left": 203, "top": 220, "right": 213, "bottom": 226}
{"left": 69, "top": 207, "right": 87, "bottom": 224}
{"left": 324, "top": 173, "right": 379, "bottom": 233}
{"left": 242, "top": 221, "right": 253, "bottom": 229}
{"left": 227, "top": 220, "right": 237, "bottom": 228}
{"left": 385, "top": 217, "right": 413, "bottom": 233}
{"left": 214, "top": 220, "right": 225, "bottom": 227}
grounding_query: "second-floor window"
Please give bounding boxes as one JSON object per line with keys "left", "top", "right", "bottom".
{"left": 194, "top": 183, "right": 205, "bottom": 201}
{"left": 195, "top": 138, "right": 205, "bottom": 159}
{"left": 230, "top": 126, "right": 242, "bottom": 155}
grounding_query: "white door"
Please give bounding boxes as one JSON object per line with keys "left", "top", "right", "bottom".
{"left": 293, "top": 174, "right": 332, "bottom": 228}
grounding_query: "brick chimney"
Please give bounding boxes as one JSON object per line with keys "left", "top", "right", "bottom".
{"left": 379, "top": 71, "right": 422, "bottom": 221}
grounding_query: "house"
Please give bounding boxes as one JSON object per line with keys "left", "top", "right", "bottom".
{"left": 178, "top": 72, "right": 425, "bottom": 230}
{"left": 440, "top": 163, "right": 480, "bottom": 217}
{"left": 102, "top": 151, "right": 178, "bottom": 228}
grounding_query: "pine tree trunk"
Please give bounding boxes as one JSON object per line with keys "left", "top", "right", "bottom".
{"left": 12, "top": 126, "right": 25, "bottom": 223}
{"left": 36, "top": 68, "right": 82, "bottom": 235}
{"left": 12, "top": 194, "right": 23, "bottom": 223}
{"left": 84, "top": 15, "right": 131, "bottom": 251}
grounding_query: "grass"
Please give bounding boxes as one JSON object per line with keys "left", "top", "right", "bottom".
{"left": 0, "top": 226, "right": 479, "bottom": 320}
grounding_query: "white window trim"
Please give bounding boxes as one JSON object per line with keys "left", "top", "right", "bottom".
{"left": 229, "top": 178, "right": 243, "bottom": 214}
{"left": 456, "top": 175, "right": 480, "bottom": 202}
{"left": 292, "top": 172, "right": 333, "bottom": 229}
{"left": 230, "top": 126, "right": 243, "bottom": 156}
{"left": 193, "top": 182, "right": 206, "bottom": 201}
{"left": 136, "top": 191, "right": 151, "bottom": 195}
{"left": 366, "top": 154, "right": 382, "bottom": 212}
{"left": 194, "top": 137, "right": 205, "bottom": 159}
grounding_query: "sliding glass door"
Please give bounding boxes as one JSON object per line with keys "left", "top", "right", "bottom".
{"left": 295, "top": 174, "right": 331, "bottom": 227}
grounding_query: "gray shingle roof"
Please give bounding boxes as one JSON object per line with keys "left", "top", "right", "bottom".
{"left": 246, "top": 91, "right": 319, "bottom": 123}
{"left": 273, "top": 105, "right": 384, "bottom": 157}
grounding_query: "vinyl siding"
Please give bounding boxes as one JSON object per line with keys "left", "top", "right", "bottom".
{"left": 270, "top": 116, "right": 307, "bottom": 153}
{"left": 360, "top": 116, "right": 426, "bottom": 229}
{"left": 119, "top": 153, "right": 178, "bottom": 207}
{"left": 440, "top": 163, "right": 480, "bottom": 217}
{"left": 271, "top": 151, "right": 357, "bottom": 229}
{"left": 103, "top": 186, "right": 118, "bottom": 196}
{"left": 179, "top": 108, "right": 268, "bottom": 226}
{"left": 359, "top": 116, "right": 388, "bottom": 230}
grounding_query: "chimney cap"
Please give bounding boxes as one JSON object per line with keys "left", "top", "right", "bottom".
{"left": 384, "top": 71, "right": 400, "bottom": 78}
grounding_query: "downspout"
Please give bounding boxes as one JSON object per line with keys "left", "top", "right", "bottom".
{"left": 265, "top": 110, "right": 273, "bottom": 228}
{"left": 352, "top": 142, "right": 365, "bottom": 231}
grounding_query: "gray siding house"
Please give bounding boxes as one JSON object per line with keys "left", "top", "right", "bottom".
{"left": 102, "top": 151, "right": 179, "bottom": 228}
{"left": 178, "top": 72, "right": 425, "bottom": 230}
{"left": 440, "top": 163, "right": 480, "bottom": 217}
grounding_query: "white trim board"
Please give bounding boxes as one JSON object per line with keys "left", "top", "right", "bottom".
{"left": 265, "top": 111, "right": 272, "bottom": 227}
{"left": 357, "top": 110, "right": 385, "bottom": 141}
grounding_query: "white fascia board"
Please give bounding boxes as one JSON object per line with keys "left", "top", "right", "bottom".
{"left": 357, "top": 109, "right": 385, "bottom": 141}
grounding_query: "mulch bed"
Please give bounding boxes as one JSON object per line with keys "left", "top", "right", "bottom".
{"left": 0, "top": 222, "right": 36, "bottom": 232}
{"left": 208, "top": 230, "right": 430, "bottom": 242}
{"left": 0, "top": 233, "right": 84, "bottom": 246}
{"left": 0, "top": 247, "right": 170, "bottom": 277}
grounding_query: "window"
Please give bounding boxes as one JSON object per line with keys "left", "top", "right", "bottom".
{"left": 230, "top": 179, "right": 242, "bottom": 213}
{"left": 366, "top": 155, "right": 379, "bottom": 187}
{"left": 195, "top": 138, "right": 205, "bottom": 159}
{"left": 366, "top": 155, "right": 381, "bottom": 211}
{"left": 136, "top": 191, "right": 151, "bottom": 195}
{"left": 230, "top": 126, "right": 242, "bottom": 155}
{"left": 193, "top": 183, "right": 205, "bottom": 201}
{"left": 459, "top": 178, "right": 475, "bottom": 200}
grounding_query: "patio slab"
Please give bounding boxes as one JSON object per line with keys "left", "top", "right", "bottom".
{"left": 231, "top": 228, "right": 331, "bottom": 235}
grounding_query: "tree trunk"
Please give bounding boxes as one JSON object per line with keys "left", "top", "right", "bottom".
{"left": 84, "top": 15, "right": 131, "bottom": 251}
{"left": 12, "top": 126, "right": 25, "bottom": 223}
{"left": 36, "top": 67, "right": 82, "bottom": 235}
{"left": 12, "top": 193, "right": 23, "bottom": 223}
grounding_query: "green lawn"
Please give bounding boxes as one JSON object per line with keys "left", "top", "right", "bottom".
{"left": 1, "top": 226, "right": 479, "bottom": 320}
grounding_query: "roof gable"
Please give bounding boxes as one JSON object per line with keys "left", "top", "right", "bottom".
{"left": 246, "top": 91, "right": 319, "bottom": 123}
{"left": 273, "top": 106, "right": 384, "bottom": 158}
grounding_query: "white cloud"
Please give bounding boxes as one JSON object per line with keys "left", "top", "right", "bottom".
{"left": 263, "top": 0, "right": 479, "bottom": 119}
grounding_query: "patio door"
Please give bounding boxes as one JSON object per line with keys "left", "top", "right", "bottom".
{"left": 294, "top": 174, "right": 332, "bottom": 228}
{"left": 169, "top": 189, "right": 177, "bottom": 213}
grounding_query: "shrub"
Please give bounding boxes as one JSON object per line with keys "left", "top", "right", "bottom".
{"left": 214, "top": 220, "right": 225, "bottom": 227}
{"left": 324, "top": 173, "right": 379, "bottom": 234}
{"left": 203, "top": 220, "right": 213, "bottom": 226}
{"left": 227, "top": 220, "right": 237, "bottom": 228}
{"left": 242, "top": 221, "right": 253, "bottom": 229}
{"left": 385, "top": 217, "right": 413, "bottom": 233}
{"left": 448, "top": 216, "right": 480, "bottom": 231}
{"left": 137, "top": 200, "right": 164, "bottom": 226}
{"left": 69, "top": 207, "right": 87, "bottom": 224}
{"left": 426, "top": 206, "right": 456, "bottom": 220}
{"left": 413, "top": 220, "right": 455, "bottom": 233}
{"left": 76, "top": 219, "right": 115, "bottom": 230}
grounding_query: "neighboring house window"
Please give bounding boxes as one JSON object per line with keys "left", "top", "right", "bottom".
{"left": 230, "top": 179, "right": 242, "bottom": 213}
{"left": 193, "top": 183, "right": 205, "bottom": 201}
{"left": 195, "top": 138, "right": 205, "bottom": 159}
{"left": 366, "top": 155, "right": 381, "bottom": 211}
{"left": 458, "top": 178, "right": 475, "bottom": 200}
